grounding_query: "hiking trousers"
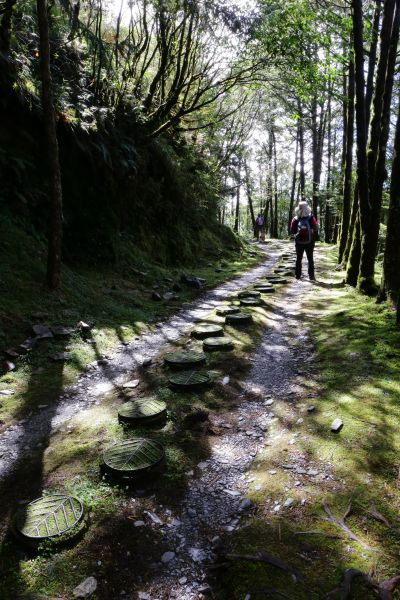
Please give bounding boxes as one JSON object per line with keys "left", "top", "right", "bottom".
{"left": 295, "top": 242, "right": 315, "bottom": 279}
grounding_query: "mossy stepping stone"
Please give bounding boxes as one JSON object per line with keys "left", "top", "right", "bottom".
{"left": 14, "top": 494, "right": 84, "bottom": 541}
{"left": 253, "top": 283, "right": 272, "bottom": 290}
{"left": 273, "top": 278, "right": 288, "bottom": 284}
{"left": 240, "top": 298, "right": 262, "bottom": 306}
{"left": 274, "top": 268, "right": 285, "bottom": 273}
{"left": 102, "top": 438, "right": 165, "bottom": 477}
{"left": 216, "top": 306, "right": 241, "bottom": 316}
{"left": 164, "top": 351, "right": 206, "bottom": 369}
{"left": 169, "top": 370, "right": 211, "bottom": 390}
{"left": 254, "top": 286, "right": 275, "bottom": 294}
{"left": 203, "top": 337, "right": 234, "bottom": 351}
{"left": 225, "top": 313, "right": 253, "bottom": 326}
{"left": 237, "top": 291, "right": 261, "bottom": 299}
{"left": 191, "top": 324, "right": 224, "bottom": 339}
{"left": 118, "top": 398, "right": 167, "bottom": 425}
{"left": 265, "top": 275, "right": 280, "bottom": 280}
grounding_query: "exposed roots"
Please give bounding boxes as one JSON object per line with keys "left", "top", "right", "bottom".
{"left": 321, "top": 496, "right": 371, "bottom": 550}
{"left": 325, "top": 569, "right": 400, "bottom": 600}
{"left": 225, "top": 551, "right": 300, "bottom": 582}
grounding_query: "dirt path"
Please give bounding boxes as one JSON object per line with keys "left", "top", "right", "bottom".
{"left": 133, "top": 244, "right": 321, "bottom": 599}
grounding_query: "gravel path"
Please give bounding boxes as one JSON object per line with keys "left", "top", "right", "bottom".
{"left": 0, "top": 243, "right": 285, "bottom": 490}
{"left": 133, "top": 244, "right": 320, "bottom": 600}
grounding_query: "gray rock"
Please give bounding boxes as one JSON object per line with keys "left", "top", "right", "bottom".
{"left": 52, "top": 326, "right": 75, "bottom": 337}
{"left": 152, "top": 291, "right": 162, "bottom": 301}
{"left": 284, "top": 498, "right": 295, "bottom": 508}
{"left": 32, "top": 324, "right": 53, "bottom": 339}
{"left": 331, "top": 418, "right": 343, "bottom": 432}
{"left": 239, "top": 498, "right": 252, "bottom": 511}
{"left": 179, "top": 576, "right": 187, "bottom": 584}
{"left": 188, "top": 547, "right": 206, "bottom": 562}
{"left": 161, "top": 551, "right": 175, "bottom": 563}
{"left": 142, "top": 358, "right": 152, "bottom": 368}
{"left": 138, "top": 593, "right": 151, "bottom": 600}
{"left": 0, "top": 389, "right": 14, "bottom": 396}
{"left": 122, "top": 379, "right": 139, "bottom": 389}
{"left": 51, "top": 352, "right": 72, "bottom": 362}
{"left": 198, "top": 583, "right": 212, "bottom": 594}
{"left": 144, "top": 510, "right": 163, "bottom": 525}
{"left": 72, "top": 576, "right": 97, "bottom": 598}
{"left": 307, "top": 405, "right": 316, "bottom": 413}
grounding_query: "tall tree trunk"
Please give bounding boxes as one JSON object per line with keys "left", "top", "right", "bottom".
{"left": 244, "top": 160, "right": 256, "bottom": 233}
{"left": 338, "top": 56, "right": 355, "bottom": 262}
{"left": 348, "top": 0, "right": 370, "bottom": 286}
{"left": 346, "top": 212, "right": 361, "bottom": 285}
{"left": 272, "top": 128, "right": 278, "bottom": 238}
{"left": 366, "top": 0, "right": 383, "bottom": 126}
{"left": 233, "top": 158, "right": 241, "bottom": 233}
{"left": 297, "top": 100, "right": 306, "bottom": 201}
{"left": 380, "top": 88, "right": 400, "bottom": 308}
{"left": 288, "top": 126, "right": 299, "bottom": 233}
{"left": 343, "top": 184, "right": 359, "bottom": 265}
{"left": 358, "top": 0, "right": 400, "bottom": 294}
{"left": 37, "top": 0, "right": 63, "bottom": 290}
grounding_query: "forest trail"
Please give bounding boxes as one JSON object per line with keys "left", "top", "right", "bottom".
{"left": 3, "top": 242, "right": 398, "bottom": 600}
{"left": 133, "top": 242, "right": 321, "bottom": 600}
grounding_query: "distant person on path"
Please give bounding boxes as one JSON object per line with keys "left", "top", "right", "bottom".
{"left": 255, "top": 213, "right": 266, "bottom": 242}
{"left": 290, "top": 201, "right": 318, "bottom": 280}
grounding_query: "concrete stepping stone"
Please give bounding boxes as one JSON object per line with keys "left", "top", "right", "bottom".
{"left": 191, "top": 324, "right": 224, "bottom": 339}
{"left": 169, "top": 370, "right": 211, "bottom": 390}
{"left": 118, "top": 398, "right": 167, "bottom": 425}
{"left": 225, "top": 313, "right": 253, "bottom": 326}
{"left": 13, "top": 494, "right": 84, "bottom": 542}
{"left": 240, "top": 298, "right": 262, "bottom": 307}
{"left": 102, "top": 438, "right": 165, "bottom": 477}
{"left": 203, "top": 337, "right": 234, "bottom": 352}
{"left": 164, "top": 351, "right": 206, "bottom": 369}
{"left": 216, "top": 306, "right": 241, "bottom": 316}
{"left": 237, "top": 290, "right": 261, "bottom": 299}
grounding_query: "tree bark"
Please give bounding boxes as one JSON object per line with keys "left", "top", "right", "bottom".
{"left": 380, "top": 89, "right": 400, "bottom": 308}
{"left": 338, "top": 56, "right": 355, "bottom": 262}
{"left": 37, "top": 0, "right": 63, "bottom": 289}
{"left": 272, "top": 128, "right": 278, "bottom": 238}
{"left": 347, "top": 0, "right": 370, "bottom": 286}
{"left": 297, "top": 100, "right": 306, "bottom": 201}
{"left": 288, "top": 126, "right": 299, "bottom": 233}
{"left": 358, "top": 0, "right": 400, "bottom": 294}
{"left": 233, "top": 158, "right": 241, "bottom": 233}
{"left": 244, "top": 160, "right": 256, "bottom": 234}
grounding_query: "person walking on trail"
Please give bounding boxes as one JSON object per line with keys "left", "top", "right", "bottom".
{"left": 290, "top": 201, "right": 318, "bottom": 281}
{"left": 255, "top": 213, "right": 266, "bottom": 242}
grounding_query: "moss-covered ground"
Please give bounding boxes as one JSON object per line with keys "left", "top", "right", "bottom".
{"left": 215, "top": 246, "right": 400, "bottom": 600}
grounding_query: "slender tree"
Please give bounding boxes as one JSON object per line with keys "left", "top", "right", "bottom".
{"left": 37, "top": 0, "right": 63, "bottom": 289}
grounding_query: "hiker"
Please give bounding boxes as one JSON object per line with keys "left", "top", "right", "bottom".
{"left": 290, "top": 201, "right": 318, "bottom": 280}
{"left": 255, "top": 213, "right": 266, "bottom": 241}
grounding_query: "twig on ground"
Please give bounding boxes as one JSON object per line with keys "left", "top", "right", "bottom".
{"left": 326, "top": 570, "right": 400, "bottom": 600}
{"left": 321, "top": 496, "right": 371, "bottom": 550}
{"left": 325, "top": 568, "right": 365, "bottom": 599}
{"left": 294, "top": 530, "right": 346, "bottom": 540}
{"left": 368, "top": 502, "right": 400, "bottom": 534}
{"left": 226, "top": 551, "right": 300, "bottom": 582}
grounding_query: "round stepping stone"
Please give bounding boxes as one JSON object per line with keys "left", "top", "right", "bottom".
{"left": 254, "top": 286, "right": 275, "bottom": 294}
{"left": 169, "top": 370, "right": 211, "bottom": 390}
{"left": 272, "top": 278, "right": 288, "bottom": 284}
{"left": 264, "top": 275, "right": 280, "bottom": 281}
{"left": 253, "top": 284, "right": 272, "bottom": 291}
{"left": 14, "top": 494, "right": 84, "bottom": 541}
{"left": 216, "top": 306, "right": 241, "bottom": 316}
{"left": 203, "top": 337, "right": 234, "bottom": 351}
{"left": 274, "top": 268, "right": 285, "bottom": 273}
{"left": 240, "top": 298, "right": 262, "bottom": 307}
{"left": 191, "top": 324, "right": 224, "bottom": 340}
{"left": 102, "top": 438, "right": 165, "bottom": 477}
{"left": 164, "top": 351, "right": 206, "bottom": 369}
{"left": 237, "top": 291, "right": 261, "bottom": 299}
{"left": 118, "top": 398, "right": 167, "bottom": 425}
{"left": 225, "top": 313, "right": 253, "bottom": 326}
